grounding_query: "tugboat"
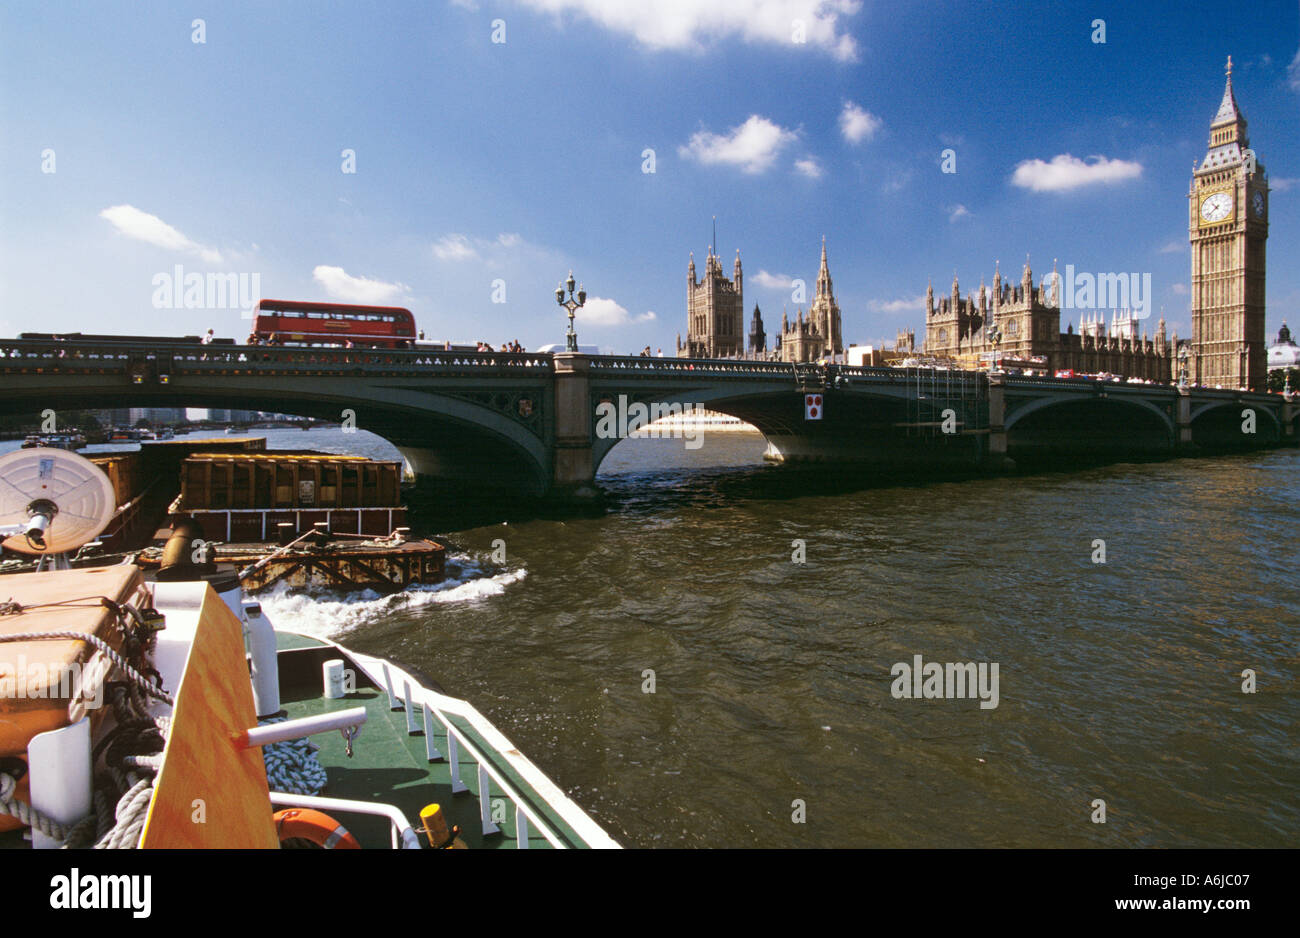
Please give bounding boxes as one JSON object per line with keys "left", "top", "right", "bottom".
{"left": 0, "top": 448, "right": 616, "bottom": 849}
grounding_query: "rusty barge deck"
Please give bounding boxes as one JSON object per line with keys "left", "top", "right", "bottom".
{"left": 137, "top": 535, "right": 446, "bottom": 592}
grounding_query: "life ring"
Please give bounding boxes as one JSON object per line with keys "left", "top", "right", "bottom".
{"left": 272, "top": 808, "right": 360, "bottom": 849}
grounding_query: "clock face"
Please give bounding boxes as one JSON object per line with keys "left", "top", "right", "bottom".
{"left": 1200, "top": 191, "right": 1233, "bottom": 223}
{"left": 1253, "top": 191, "right": 1265, "bottom": 218}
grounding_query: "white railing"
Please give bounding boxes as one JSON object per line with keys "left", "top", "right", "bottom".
{"left": 382, "top": 663, "right": 566, "bottom": 849}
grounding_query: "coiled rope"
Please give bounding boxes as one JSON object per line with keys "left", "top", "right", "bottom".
{"left": 259, "top": 715, "right": 328, "bottom": 795}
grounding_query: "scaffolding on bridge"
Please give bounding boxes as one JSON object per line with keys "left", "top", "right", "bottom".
{"left": 900, "top": 367, "right": 988, "bottom": 438}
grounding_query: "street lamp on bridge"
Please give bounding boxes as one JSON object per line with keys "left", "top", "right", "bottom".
{"left": 555, "top": 271, "right": 586, "bottom": 353}
{"left": 987, "top": 319, "right": 1003, "bottom": 374}
{"left": 1177, "top": 345, "right": 1190, "bottom": 389}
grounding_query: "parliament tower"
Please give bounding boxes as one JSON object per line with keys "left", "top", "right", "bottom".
{"left": 678, "top": 246, "right": 744, "bottom": 358}
{"left": 1189, "top": 56, "right": 1269, "bottom": 390}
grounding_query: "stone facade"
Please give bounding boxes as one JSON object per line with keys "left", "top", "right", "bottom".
{"left": 922, "top": 261, "right": 1174, "bottom": 381}
{"left": 776, "top": 239, "right": 843, "bottom": 362}
{"left": 1189, "top": 57, "right": 1269, "bottom": 391}
{"left": 679, "top": 239, "right": 844, "bottom": 362}
{"left": 677, "top": 248, "right": 744, "bottom": 358}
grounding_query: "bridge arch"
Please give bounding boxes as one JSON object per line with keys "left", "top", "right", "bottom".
{"left": 1005, "top": 393, "right": 1175, "bottom": 435}
{"left": 587, "top": 380, "right": 974, "bottom": 475}
{"left": 0, "top": 378, "right": 553, "bottom": 495}
{"left": 1188, "top": 400, "right": 1282, "bottom": 447}
{"left": 1004, "top": 394, "right": 1175, "bottom": 460}
{"left": 588, "top": 386, "right": 789, "bottom": 473}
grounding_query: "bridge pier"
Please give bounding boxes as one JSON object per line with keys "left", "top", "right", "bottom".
{"left": 985, "top": 373, "right": 1011, "bottom": 470}
{"left": 1174, "top": 389, "right": 1196, "bottom": 453}
{"left": 550, "top": 353, "right": 600, "bottom": 502}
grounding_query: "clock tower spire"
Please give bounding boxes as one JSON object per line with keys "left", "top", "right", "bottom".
{"left": 1189, "top": 55, "right": 1268, "bottom": 391}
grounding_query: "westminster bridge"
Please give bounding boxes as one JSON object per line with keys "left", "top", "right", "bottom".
{"left": 1, "top": 336, "right": 1295, "bottom": 498}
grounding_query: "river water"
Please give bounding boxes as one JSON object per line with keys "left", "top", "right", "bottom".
{"left": 248, "top": 427, "right": 1300, "bottom": 849}
{"left": 6, "top": 429, "right": 1296, "bottom": 847}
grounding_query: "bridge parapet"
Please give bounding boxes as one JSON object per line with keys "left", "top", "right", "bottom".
{"left": 0, "top": 338, "right": 553, "bottom": 378}
{"left": 586, "top": 355, "right": 797, "bottom": 379}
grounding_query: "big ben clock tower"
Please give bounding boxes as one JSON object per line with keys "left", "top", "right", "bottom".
{"left": 1189, "top": 56, "right": 1269, "bottom": 391}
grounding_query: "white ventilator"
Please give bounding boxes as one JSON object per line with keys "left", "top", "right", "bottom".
{"left": 0, "top": 448, "right": 117, "bottom": 557}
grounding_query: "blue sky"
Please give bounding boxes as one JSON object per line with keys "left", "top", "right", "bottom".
{"left": 2, "top": 0, "right": 1298, "bottom": 352}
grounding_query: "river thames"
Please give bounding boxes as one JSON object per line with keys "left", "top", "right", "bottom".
{"left": 210, "top": 425, "right": 1293, "bottom": 849}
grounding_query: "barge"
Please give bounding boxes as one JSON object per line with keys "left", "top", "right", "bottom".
{"left": 0, "top": 438, "right": 446, "bottom": 594}
{"left": 135, "top": 522, "right": 446, "bottom": 592}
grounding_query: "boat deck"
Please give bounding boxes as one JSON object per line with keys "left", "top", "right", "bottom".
{"left": 273, "top": 631, "right": 607, "bottom": 849}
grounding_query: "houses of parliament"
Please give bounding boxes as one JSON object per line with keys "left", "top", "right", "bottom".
{"left": 678, "top": 60, "right": 1273, "bottom": 391}
{"left": 676, "top": 239, "right": 843, "bottom": 363}
{"left": 922, "top": 59, "right": 1269, "bottom": 389}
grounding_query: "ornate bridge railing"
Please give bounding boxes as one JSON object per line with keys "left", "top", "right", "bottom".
{"left": 0, "top": 338, "right": 554, "bottom": 378}
{"left": 586, "top": 356, "right": 798, "bottom": 379}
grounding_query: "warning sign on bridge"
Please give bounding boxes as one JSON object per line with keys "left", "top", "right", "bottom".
{"left": 804, "top": 393, "right": 823, "bottom": 421}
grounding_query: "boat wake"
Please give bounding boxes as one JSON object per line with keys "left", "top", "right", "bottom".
{"left": 254, "top": 553, "right": 527, "bottom": 639}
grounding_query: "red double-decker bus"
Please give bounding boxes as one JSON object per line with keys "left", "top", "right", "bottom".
{"left": 251, "top": 299, "right": 417, "bottom": 348}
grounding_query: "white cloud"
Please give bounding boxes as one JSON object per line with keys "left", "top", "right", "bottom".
{"left": 1271, "top": 177, "right": 1297, "bottom": 192}
{"left": 868, "top": 295, "right": 926, "bottom": 314}
{"left": 1288, "top": 46, "right": 1300, "bottom": 92}
{"left": 753, "top": 270, "right": 794, "bottom": 289}
{"left": 1170, "top": 283, "right": 1189, "bottom": 296}
{"left": 432, "top": 234, "right": 480, "bottom": 261}
{"left": 514, "top": 0, "right": 861, "bottom": 61}
{"left": 839, "top": 101, "right": 881, "bottom": 144}
{"left": 312, "top": 265, "right": 408, "bottom": 304}
{"left": 1011, "top": 154, "right": 1143, "bottom": 192}
{"left": 574, "top": 296, "right": 656, "bottom": 327}
{"left": 881, "top": 167, "right": 913, "bottom": 193}
{"left": 432, "top": 232, "right": 524, "bottom": 261}
{"left": 99, "top": 204, "right": 223, "bottom": 263}
{"left": 678, "top": 115, "right": 798, "bottom": 174}
{"left": 948, "top": 204, "right": 970, "bottom": 222}
{"left": 794, "top": 157, "right": 823, "bottom": 179}
{"left": 1158, "top": 240, "right": 1185, "bottom": 254}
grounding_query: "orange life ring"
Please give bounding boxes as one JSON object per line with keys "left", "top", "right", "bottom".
{"left": 272, "top": 808, "right": 360, "bottom": 849}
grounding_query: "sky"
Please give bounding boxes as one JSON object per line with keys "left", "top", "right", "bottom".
{"left": 2, "top": 0, "right": 1298, "bottom": 353}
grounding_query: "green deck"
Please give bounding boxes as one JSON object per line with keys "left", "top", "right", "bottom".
{"left": 0, "top": 629, "right": 604, "bottom": 849}
{"left": 275, "top": 635, "right": 593, "bottom": 849}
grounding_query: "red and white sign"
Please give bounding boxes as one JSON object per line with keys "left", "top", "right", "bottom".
{"left": 804, "top": 393, "right": 823, "bottom": 420}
